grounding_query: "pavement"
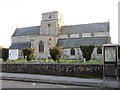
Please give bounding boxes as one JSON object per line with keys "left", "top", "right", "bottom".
{"left": 0, "top": 72, "right": 119, "bottom": 88}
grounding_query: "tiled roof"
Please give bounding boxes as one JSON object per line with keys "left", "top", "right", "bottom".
{"left": 57, "top": 37, "right": 111, "bottom": 48}
{"left": 60, "top": 22, "right": 109, "bottom": 34}
{"left": 12, "top": 26, "right": 40, "bottom": 36}
{"left": 12, "top": 22, "right": 109, "bottom": 36}
{"left": 9, "top": 42, "right": 31, "bottom": 50}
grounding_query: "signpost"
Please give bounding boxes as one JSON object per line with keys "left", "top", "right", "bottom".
{"left": 103, "top": 44, "right": 119, "bottom": 79}
{"left": 9, "top": 49, "right": 19, "bottom": 60}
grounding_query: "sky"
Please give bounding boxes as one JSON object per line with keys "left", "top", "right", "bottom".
{"left": 0, "top": 0, "right": 119, "bottom": 48}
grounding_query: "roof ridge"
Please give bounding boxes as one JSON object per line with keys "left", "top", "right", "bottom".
{"left": 16, "top": 26, "right": 40, "bottom": 29}
{"left": 62, "top": 22, "right": 108, "bottom": 27}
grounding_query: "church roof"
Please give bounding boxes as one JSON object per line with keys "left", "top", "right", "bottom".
{"left": 12, "top": 26, "right": 40, "bottom": 36}
{"left": 12, "top": 22, "right": 109, "bottom": 36}
{"left": 57, "top": 37, "right": 111, "bottom": 48}
{"left": 60, "top": 22, "right": 109, "bottom": 35}
{"left": 9, "top": 42, "right": 31, "bottom": 50}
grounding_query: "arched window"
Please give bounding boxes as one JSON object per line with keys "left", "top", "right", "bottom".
{"left": 39, "top": 41, "right": 44, "bottom": 52}
{"left": 97, "top": 47, "right": 102, "bottom": 54}
{"left": 71, "top": 48, "right": 75, "bottom": 55}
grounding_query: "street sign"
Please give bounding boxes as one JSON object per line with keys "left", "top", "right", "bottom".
{"left": 9, "top": 49, "right": 19, "bottom": 60}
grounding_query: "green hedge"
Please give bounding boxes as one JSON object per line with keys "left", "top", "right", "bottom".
{"left": 22, "top": 48, "right": 35, "bottom": 61}
{"left": 80, "top": 45, "right": 94, "bottom": 61}
{"left": 49, "top": 46, "right": 62, "bottom": 62}
{"left": 2, "top": 48, "right": 9, "bottom": 61}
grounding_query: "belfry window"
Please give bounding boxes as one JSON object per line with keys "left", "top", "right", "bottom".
{"left": 39, "top": 41, "right": 44, "bottom": 52}
{"left": 71, "top": 48, "right": 75, "bottom": 55}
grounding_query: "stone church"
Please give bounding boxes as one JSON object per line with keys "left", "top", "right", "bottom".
{"left": 10, "top": 11, "right": 111, "bottom": 60}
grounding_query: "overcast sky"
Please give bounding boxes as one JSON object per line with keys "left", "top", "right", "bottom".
{"left": 0, "top": 0, "right": 119, "bottom": 48}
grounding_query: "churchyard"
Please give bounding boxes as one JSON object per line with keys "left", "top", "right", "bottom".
{"left": 1, "top": 45, "right": 120, "bottom": 64}
{"left": 1, "top": 44, "right": 120, "bottom": 80}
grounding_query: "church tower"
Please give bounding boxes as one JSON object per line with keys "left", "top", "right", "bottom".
{"left": 40, "top": 11, "right": 64, "bottom": 35}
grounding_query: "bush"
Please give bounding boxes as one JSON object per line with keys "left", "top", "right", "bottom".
{"left": 2, "top": 48, "right": 9, "bottom": 61}
{"left": 22, "top": 48, "right": 35, "bottom": 61}
{"left": 49, "top": 46, "right": 62, "bottom": 62}
{"left": 80, "top": 45, "right": 94, "bottom": 61}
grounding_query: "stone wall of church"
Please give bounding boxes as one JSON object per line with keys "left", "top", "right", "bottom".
{"left": 40, "top": 11, "right": 64, "bottom": 35}
{"left": 12, "top": 35, "right": 57, "bottom": 59}
{"left": 12, "top": 35, "right": 104, "bottom": 60}
{"left": 62, "top": 48, "right": 103, "bottom": 60}
{"left": 92, "top": 48, "right": 103, "bottom": 60}
{"left": 62, "top": 48, "right": 83, "bottom": 59}
{"left": 32, "top": 35, "right": 49, "bottom": 58}
{"left": 42, "top": 11, "right": 60, "bottom": 20}
{"left": 58, "top": 34, "right": 80, "bottom": 39}
{"left": 12, "top": 36, "right": 31, "bottom": 43}
{"left": 58, "top": 35, "right": 67, "bottom": 39}
{"left": 40, "top": 20, "right": 59, "bottom": 35}
{"left": 70, "top": 34, "right": 79, "bottom": 38}
{"left": 12, "top": 35, "right": 103, "bottom": 60}
{"left": 94, "top": 32, "right": 109, "bottom": 37}
{"left": 58, "top": 31, "right": 109, "bottom": 40}
{"left": 31, "top": 35, "right": 57, "bottom": 59}
{"left": 82, "top": 33, "right": 91, "bottom": 37}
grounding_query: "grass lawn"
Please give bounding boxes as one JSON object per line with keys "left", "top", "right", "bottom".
{"left": 0, "top": 59, "right": 103, "bottom": 64}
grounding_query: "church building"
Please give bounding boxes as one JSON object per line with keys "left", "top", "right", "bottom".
{"left": 10, "top": 11, "right": 111, "bottom": 60}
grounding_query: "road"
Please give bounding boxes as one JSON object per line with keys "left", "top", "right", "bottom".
{"left": 1, "top": 80, "right": 92, "bottom": 88}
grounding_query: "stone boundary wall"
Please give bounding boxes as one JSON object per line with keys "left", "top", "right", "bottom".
{"left": 1, "top": 64, "right": 120, "bottom": 77}
{"left": 2, "top": 63, "right": 103, "bottom": 77}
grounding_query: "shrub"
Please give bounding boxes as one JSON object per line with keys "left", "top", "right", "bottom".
{"left": 80, "top": 45, "right": 94, "bottom": 61}
{"left": 22, "top": 48, "right": 35, "bottom": 61}
{"left": 2, "top": 48, "right": 9, "bottom": 61}
{"left": 49, "top": 46, "right": 62, "bottom": 62}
